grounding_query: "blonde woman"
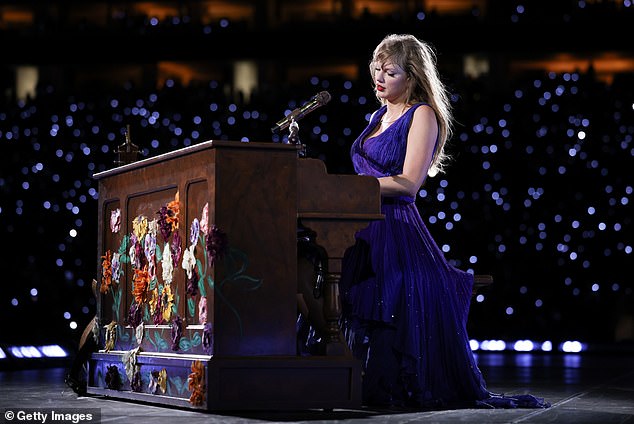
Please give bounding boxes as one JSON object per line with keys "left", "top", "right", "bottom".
{"left": 341, "top": 33, "right": 550, "bottom": 410}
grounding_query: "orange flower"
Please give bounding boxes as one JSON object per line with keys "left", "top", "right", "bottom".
{"left": 188, "top": 360, "right": 205, "bottom": 406}
{"left": 132, "top": 265, "right": 150, "bottom": 304}
{"left": 100, "top": 250, "right": 113, "bottom": 294}
{"left": 166, "top": 192, "right": 180, "bottom": 232}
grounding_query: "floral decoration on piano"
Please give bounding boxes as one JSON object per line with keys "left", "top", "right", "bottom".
{"left": 188, "top": 360, "right": 205, "bottom": 406}
{"left": 100, "top": 250, "right": 113, "bottom": 294}
{"left": 110, "top": 208, "right": 121, "bottom": 233}
{"left": 98, "top": 192, "right": 264, "bottom": 357}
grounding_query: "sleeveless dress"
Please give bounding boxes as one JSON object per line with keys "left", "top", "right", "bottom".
{"left": 340, "top": 103, "right": 550, "bottom": 409}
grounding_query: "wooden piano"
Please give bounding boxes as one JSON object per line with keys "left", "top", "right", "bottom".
{"left": 86, "top": 140, "right": 383, "bottom": 410}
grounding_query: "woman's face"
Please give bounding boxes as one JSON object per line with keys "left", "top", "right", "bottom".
{"left": 373, "top": 60, "right": 409, "bottom": 103}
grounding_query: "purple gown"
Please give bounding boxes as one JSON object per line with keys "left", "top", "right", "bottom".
{"left": 340, "top": 103, "right": 549, "bottom": 409}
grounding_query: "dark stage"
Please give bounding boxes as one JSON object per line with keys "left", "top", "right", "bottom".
{"left": 1, "top": 351, "right": 633, "bottom": 423}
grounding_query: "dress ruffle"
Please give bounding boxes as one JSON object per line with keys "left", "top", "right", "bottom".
{"left": 339, "top": 103, "right": 550, "bottom": 410}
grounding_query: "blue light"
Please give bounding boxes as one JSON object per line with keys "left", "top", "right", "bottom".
{"left": 513, "top": 340, "right": 534, "bottom": 352}
{"left": 39, "top": 345, "right": 68, "bottom": 358}
{"left": 561, "top": 341, "right": 584, "bottom": 353}
{"left": 479, "top": 340, "right": 506, "bottom": 351}
{"left": 6, "top": 344, "right": 68, "bottom": 359}
{"left": 469, "top": 339, "right": 480, "bottom": 351}
{"left": 19, "top": 346, "right": 42, "bottom": 358}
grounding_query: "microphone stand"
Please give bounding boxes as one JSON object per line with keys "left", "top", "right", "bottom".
{"left": 287, "top": 117, "right": 306, "bottom": 157}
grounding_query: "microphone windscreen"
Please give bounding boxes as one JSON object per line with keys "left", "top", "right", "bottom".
{"left": 316, "top": 91, "right": 332, "bottom": 105}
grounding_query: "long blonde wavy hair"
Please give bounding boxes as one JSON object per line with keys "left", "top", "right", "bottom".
{"left": 371, "top": 33, "right": 454, "bottom": 177}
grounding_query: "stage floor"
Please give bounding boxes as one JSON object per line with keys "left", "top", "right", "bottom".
{"left": 1, "top": 351, "right": 633, "bottom": 423}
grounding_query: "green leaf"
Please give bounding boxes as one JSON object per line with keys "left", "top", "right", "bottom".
{"left": 190, "top": 331, "right": 202, "bottom": 347}
{"left": 171, "top": 376, "right": 186, "bottom": 395}
{"left": 179, "top": 338, "right": 192, "bottom": 352}
{"left": 118, "top": 235, "right": 129, "bottom": 256}
{"left": 187, "top": 297, "right": 195, "bottom": 318}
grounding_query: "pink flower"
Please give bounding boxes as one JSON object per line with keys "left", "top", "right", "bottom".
{"left": 198, "top": 297, "right": 207, "bottom": 324}
{"left": 200, "top": 203, "right": 209, "bottom": 235}
{"left": 110, "top": 208, "right": 121, "bottom": 233}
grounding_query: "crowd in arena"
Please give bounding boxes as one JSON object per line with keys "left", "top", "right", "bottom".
{"left": 1, "top": 0, "right": 632, "bottom": 352}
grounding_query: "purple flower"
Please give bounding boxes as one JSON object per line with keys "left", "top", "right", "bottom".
{"left": 186, "top": 268, "right": 199, "bottom": 297}
{"left": 128, "top": 302, "right": 142, "bottom": 329}
{"left": 111, "top": 253, "right": 122, "bottom": 283}
{"left": 144, "top": 233, "right": 156, "bottom": 260}
{"left": 105, "top": 365, "right": 121, "bottom": 390}
{"left": 171, "top": 316, "right": 183, "bottom": 351}
{"left": 129, "top": 234, "right": 140, "bottom": 268}
{"left": 190, "top": 218, "right": 200, "bottom": 245}
{"left": 152, "top": 293, "right": 164, "bottom": 325}
{"left": 157, "top": 205, "right": 173, "bottom": 241}
{"left": 202, "top": 323, "right": 213, "bottom": 355}
{"left": 135, "top": 242, "right": 145, "bottom": 269}
{"left": 131, "top": 370, "right": 143, "bottom": 392}
{"left": 171, "top": 232, "right": 182, "bottom": 265}
{"left": 148, "top": 370, "right": 160, "bottom": 394}
{"left": 206, "top": 225, "right": 228, "bottom": 266}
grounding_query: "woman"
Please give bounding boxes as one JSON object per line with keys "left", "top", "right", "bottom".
{"left": 340, "top": 33, "right": 549, "bottom": 409}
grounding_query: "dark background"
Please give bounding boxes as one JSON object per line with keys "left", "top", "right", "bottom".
{"left": 0, "top": 0, "right": 632, "bottom": 357}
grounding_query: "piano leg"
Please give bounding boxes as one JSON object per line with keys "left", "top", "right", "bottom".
{"left": 323, "top": 272, "right": 348, "bottom": 356}
{"left": 297, "top": 228, "right": 350, "bottom": 356}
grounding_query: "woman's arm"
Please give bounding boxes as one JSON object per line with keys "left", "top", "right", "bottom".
{"left": 378, "top": 104, "right": 438, "bottom": 197}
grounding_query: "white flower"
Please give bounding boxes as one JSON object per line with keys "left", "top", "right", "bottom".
{"left": 162, "top": 241, "right": 173, "bottom": 284}
{"left": 148, "top": 218, "right": 158, "bottom": 237}
{"left": 129, "top": 244, "right": 138, "bottom": 269}
{"left": 110, "top": 208, "right": 121, "bottom": 233}
{"left": 181, "top": 245, "right": 196, "bottom": 279}
{"left": 135, "top": 322, "right": 144, "bottom": 345}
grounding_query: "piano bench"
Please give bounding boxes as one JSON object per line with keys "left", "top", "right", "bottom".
{"left": 473, "top": 274, "right": 493, "bottom": 296}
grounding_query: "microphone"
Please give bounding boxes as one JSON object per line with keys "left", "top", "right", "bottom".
{"left": 271, "top": 91, "right": 332, "bottom": 133}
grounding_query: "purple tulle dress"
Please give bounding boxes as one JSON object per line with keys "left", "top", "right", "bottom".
{"left": 340, "top": 103, "right": 550, "bottom": 409}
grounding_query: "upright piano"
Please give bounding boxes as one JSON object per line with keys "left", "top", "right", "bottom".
{"left": 86, "top": 140, "right": 382, "bottom": 410}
